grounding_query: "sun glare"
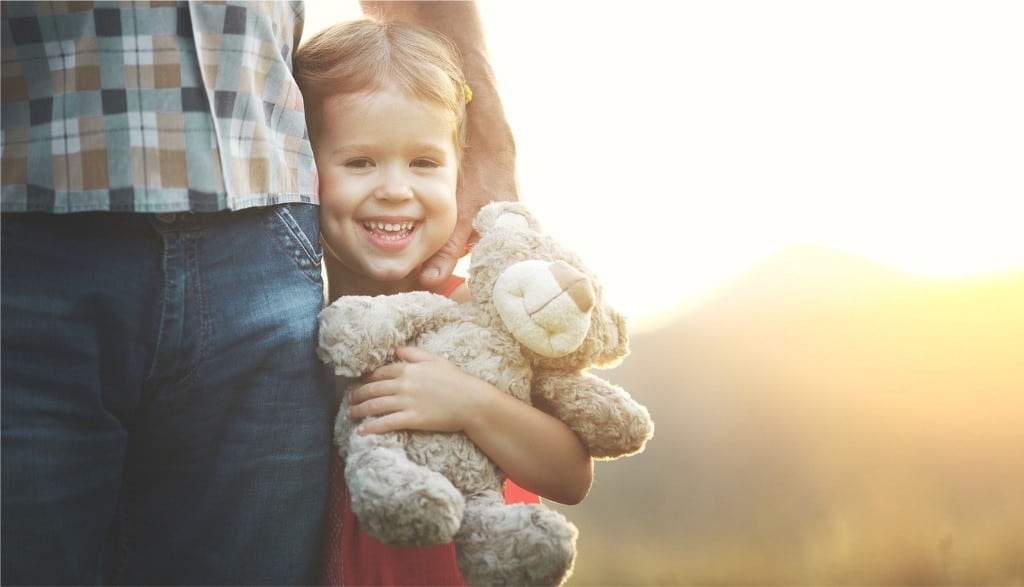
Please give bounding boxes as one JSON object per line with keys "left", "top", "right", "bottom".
{"left": 302, "top": 1, "right": 1024, "bottom": 328}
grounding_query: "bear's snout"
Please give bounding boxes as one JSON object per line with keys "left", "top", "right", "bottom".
{"left": 547, "top": 260, "right": 595, "bottom": 313}
{"left": 492, "top": 259, "right": 595, "bottom": 358}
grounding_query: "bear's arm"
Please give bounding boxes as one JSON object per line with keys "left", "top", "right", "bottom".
{"left": 317, "top": 291, "right": 458, "bottom": 377}
{"left": 532, "top": 370, "right": 654, "bottom": 460}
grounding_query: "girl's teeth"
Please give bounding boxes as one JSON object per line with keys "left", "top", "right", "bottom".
{"left": 363, "top": 221, "right": 415, "bottom": 231}
{"left": 363, "top": 221, "right": 415, "bottom": 240}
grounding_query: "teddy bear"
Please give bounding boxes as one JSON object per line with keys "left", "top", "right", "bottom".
{"left": 317, "top": 201, "right": 654, "bottom": 586}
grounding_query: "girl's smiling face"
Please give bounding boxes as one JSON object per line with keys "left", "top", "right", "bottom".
{"left": 314, "top": 84, "right": 459, "bottom": 295}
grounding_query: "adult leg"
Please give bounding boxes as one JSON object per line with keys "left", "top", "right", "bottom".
{"left": 1, "top": 213, "right": 162, "bottom": 585}
{"left": 105, "top": 205, "right": 333, "bottom": 586}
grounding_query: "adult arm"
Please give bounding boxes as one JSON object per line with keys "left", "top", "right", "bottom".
{"left": 360, "top": 1, "right": 519, "bottom": 288}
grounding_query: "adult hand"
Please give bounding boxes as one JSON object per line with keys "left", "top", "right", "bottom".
{"left": 419, "top": 133, "right": 517, "bottom": 287}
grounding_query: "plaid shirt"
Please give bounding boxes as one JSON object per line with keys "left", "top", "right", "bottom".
{"left": 1, "top": 1, "right": 317, "bottom": 213}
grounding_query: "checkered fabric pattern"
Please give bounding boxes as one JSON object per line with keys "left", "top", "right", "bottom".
{"left": 1, "top": 1, "right": 317, "bottom": 213}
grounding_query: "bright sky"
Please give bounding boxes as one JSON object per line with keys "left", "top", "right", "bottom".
{"left": 304, "top": 1, "right": 1024, "bottom": 330}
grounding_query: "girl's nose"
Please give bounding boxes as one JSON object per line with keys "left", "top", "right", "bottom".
{"left": 374, "top": 167, "right": 414, "bottom": 201}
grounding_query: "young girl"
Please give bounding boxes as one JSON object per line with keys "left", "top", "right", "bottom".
{"left": 293, "top": 20, "right": 593, "bottom": 586}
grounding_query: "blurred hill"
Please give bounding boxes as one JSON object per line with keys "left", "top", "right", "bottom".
{"left": 557, "top": 245, "right": 1024, "bottom": 586}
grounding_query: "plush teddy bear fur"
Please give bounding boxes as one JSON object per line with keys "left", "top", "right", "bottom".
{"left": 317, "top": 202, "right": 654, "bottom": 586}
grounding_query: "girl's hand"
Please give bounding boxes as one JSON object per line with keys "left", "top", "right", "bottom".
{"left": 346, "top": 345, "right": 486, "bottom": 435}
{"left": 346, "top": 346, "right": 594, "bottom": 505}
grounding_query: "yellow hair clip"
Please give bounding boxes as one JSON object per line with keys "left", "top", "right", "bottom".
{"left": 464, "top": 84, "right": 473, "bottom": 104}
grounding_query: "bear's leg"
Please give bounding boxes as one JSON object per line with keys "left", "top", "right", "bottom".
{"left": 345, "top": 437, "right": 464, "bottom": 546}
{"left": 455, "top": 493, "right": 578, "bottom": 587}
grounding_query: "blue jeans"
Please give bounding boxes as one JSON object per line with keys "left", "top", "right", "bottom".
{"left": 1, "top": 206, "right": 333, "bottom": 586}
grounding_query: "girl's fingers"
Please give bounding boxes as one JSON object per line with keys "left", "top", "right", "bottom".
{"left": 357, "top": 412, "right": 414, "bottom": 436}
{"left": 348, "top": 380, "right": 386, "bottom": 405}
{"left": 345, "top": 346, "right": 462, "bottom": 433}
{"left": 347, "top": 392, "right": 402, "bottom": 419}
{"left": 361, "top": 347, "right": 439, "bottom": 384}
{"left": 394, "top": 345, "right": 441, "bottom": 363}
{"left": 362, "top": 361, "right": 404, "bottom": 383}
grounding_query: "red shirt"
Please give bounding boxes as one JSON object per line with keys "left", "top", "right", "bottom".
{"left": 321, "top": 457, "right": 540, "bottom": 586}
{"left": 321, "top": 277, "right": 540, "bottom": 586}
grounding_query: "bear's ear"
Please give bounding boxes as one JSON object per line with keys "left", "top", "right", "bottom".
{"left": 473, "top": 201, "right": 542, "bottom": 236}
{"left": 494, "top": 211, "right": 530, "bottom": 232}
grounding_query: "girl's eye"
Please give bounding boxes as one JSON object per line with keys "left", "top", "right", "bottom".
{"left": 411, "top": 158, "right": 439, "bottom": 169}
{"left": 346, "top": 158, "right": 373, "bottom": 169}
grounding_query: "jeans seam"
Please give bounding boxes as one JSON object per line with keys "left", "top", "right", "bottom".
{"left": 144, "top": 233, "right": 172, "bottom": 384}
{"left": 175, "top": 230, "right": 210, "bottom": 390}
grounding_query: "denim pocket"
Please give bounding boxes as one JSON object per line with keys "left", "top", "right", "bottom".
{"left": 264, "top": 204, "right": 323, "bottom": 285}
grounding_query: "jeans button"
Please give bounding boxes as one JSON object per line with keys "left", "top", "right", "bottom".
{"left": 155, "top": 213, "right": 177, "bottom": 223}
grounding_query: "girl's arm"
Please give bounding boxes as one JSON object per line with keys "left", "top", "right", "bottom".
{"left": 345, "top": 345, "right": 593, "bottom": 505}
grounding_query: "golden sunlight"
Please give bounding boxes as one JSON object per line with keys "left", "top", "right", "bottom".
{"left": 304, "top": 1, "right": 1024, "bottom": 328}
{"left": 301, "top": 5, "right": 1024, "bottom": 584}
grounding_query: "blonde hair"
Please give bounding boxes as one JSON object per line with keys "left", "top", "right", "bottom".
{"left": 293, "top": 19, "right": 469, "bottom": 155}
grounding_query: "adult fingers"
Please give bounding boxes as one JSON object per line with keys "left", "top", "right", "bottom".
{"left": 418, "top": 222, "right": 473, "bottom": 290}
